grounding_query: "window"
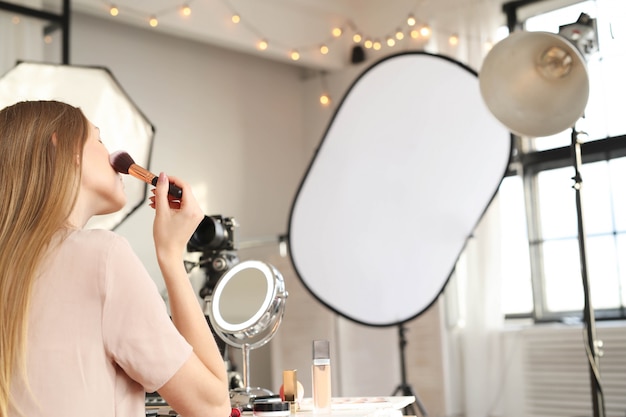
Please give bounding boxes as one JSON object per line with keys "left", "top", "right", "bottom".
{"left": 499, "top": 0, "right": 626, "bottom": 321}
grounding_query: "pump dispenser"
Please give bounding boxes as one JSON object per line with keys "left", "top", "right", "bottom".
{"left": 312, "top": 340, "right": 331, "bottom": 413}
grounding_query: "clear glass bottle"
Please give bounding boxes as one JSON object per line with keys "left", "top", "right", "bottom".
{"left": 312, "top": 340, "right": 331, "bottom": 413}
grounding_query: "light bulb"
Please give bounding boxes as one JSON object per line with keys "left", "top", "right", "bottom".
{"left": 332, "top": 27, "right": 342, "bottom": 38}
{"left": 373, "top": 41, "right": 381, "bottom": 50}
{"left": 320, "top": 45, "right": 329, "bottom": 55}
{"left": 232, "top": 14, "right": 240, "bottom": 23}
{"left": 290, "top": 50, "right": 300, "bottom": 61}
{"left": 257, "top": 40, "right": 268, "bottom": 50}
{"left": 395, "top": 30, "right": 404, "bottom": 40}
{"left": 364, "top": 39, "right": 373, "bottom": 49}
{"left": 449, "top": 34, "right": 459, "bottom": 46}
{"left": 386, "top": 37, "right": 395, "bottom": 47}
{"left": 149, "top": 16, "right": 158, "bottom": 27}
{"left": 109, "top": 5, "right": 119, "bottom": 16}
{"left": 181, "top": 5, "right": 191, "bottom": 16}
{"left": 320, "top": 94, "right": 331, "bottom": 106}
{"left": 353, "top": 33, "right": 362, "bottom": 43}
{"left": 420, "top": 25, "right": 431, "bottom": 38}
{"left": 407, "top": 15, "right": 416, "bottom": 26}
{"left": 410, "top": 29, "right": 419, "bottom": 39}
{"left": 538, "top": 46, "right": 573, "bottom": 79}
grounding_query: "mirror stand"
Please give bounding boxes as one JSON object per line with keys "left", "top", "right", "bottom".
{"left": 229, "top": 343, "right": 274, "bottom": 407}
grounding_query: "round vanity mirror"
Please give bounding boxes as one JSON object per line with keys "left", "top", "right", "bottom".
{"left": 206, "top": 260, "right": 288, "bottom": 408}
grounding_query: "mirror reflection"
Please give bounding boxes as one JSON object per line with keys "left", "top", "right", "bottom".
{"left": 218, "top": 267, "right": 269, "bottom": 326}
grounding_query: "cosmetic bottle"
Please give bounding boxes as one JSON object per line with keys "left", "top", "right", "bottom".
{"left": 312, "top": 340, "right": 332, "bottom": 413}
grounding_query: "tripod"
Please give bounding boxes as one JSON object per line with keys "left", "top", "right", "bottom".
{"left": 391, "top": 324, "right": 428, "bottom": 417}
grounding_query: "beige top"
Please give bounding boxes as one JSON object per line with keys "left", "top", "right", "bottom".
{"left": 9, "top": 229, "right": 192, "bottom": 417}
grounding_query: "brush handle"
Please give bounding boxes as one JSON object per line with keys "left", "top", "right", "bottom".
{"left": 150, "top": 177, "right": 183, "bottom": 199}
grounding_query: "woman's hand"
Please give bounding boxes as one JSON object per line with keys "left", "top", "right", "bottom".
{"left": 149, "top": 172, "right": 204, "bottom": 264}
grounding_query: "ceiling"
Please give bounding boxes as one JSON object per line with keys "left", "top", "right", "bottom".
{"left": 64, "top": 0, "right": 508, "bottom": 71}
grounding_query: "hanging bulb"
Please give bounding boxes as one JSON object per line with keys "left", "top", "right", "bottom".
{"left": 331, "top": 27, "right": 342, "bottom": 38}
{"left": 449, "top": 34, "right": 459, "bottom": 46}
{"left": 410, "top": 29, "right": 420, "bottom": 39}
{"left": 232, "top": 14, "right": 241, "bottom": 23}
{"left": 290, "top": 50, "right": 300, "bottom": 61}
{"left": 420, "top": 25, "right": 432, "bottom": 38}
{"left": 257, "top": 39, "right": 268, "bottom": 50}
{"left": 407, "top": 14, "right": 416, "bottom": 26}
{"left": 373, "top": 41, "right": 382, "bottom": 50}
{"left": 395, "top": 29, "right": 404, "bottom": 40}
{"left": 149, "top": 16, "right": 158, "bottom": 27}
{"left": 364, "top": 39, "right": 373, "bottom": 49}
{"left": 319, "top": 93, "right": 331, "bottom": 106}
{"left": 181, "top": 4, "right": 191, "bottom": 17}
{"left": 386, "top": 37, "right": 396, "bottom": 47}
{"left": 353, "top": 33, "right": 362, "bottom": 43}
{"left": 320, "top": 44, "right": 329, "bottom": 55}
{"left": 109, "top": 5, "right": 119, "bottom": 16}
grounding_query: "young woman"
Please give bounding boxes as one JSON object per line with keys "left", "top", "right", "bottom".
{"left": 0, "top": 100, "right": 230, "bottom": 417}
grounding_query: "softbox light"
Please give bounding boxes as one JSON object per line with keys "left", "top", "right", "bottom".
{"left": 0, "top": 61, "right": 155, "bottom": 231}
{"left": 288, "top": 52, "right": 511, "bottom": 326}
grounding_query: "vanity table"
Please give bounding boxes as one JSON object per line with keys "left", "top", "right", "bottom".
{"left": 146, "top": 396, "right": 415, "bottom": 417}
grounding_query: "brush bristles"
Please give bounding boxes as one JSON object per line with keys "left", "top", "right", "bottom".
{"left": 109, "top": 151, "right": 135, "bottom": 174}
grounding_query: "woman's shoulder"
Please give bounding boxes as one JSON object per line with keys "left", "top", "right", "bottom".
{"left": 63, "top": 228, "right": 134, "bottom": 256}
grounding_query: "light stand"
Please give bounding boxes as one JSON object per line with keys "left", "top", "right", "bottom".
{"left": 570, "top": 128, "right": 605, "bottom": 417}
{"left": 391, "top": 325, "right": 428, "bottom": 417}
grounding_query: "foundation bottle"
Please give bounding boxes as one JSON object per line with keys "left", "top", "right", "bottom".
{"left": 312, "top": 340, "right": 331, "bottom": 413}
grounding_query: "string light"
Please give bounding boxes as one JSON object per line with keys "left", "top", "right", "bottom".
{"left": 100, "top": 1, "right": 478, "bottom": 66}
{"left": 257, "top": 39, "right": 268, "bottom": 50}
{"left": 319, "top": 93, "right": 331, "bottom": 106}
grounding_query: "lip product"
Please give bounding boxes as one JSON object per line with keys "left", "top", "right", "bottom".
{"left": 283, "top": 369, "right": 298, "bottom": 413}
{"left": 312, "top": 340, "right": 332, "bottom": 413}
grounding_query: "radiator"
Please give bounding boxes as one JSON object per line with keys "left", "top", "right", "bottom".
{"left": 522, "top": 322, "right": 626, "bottom": 417}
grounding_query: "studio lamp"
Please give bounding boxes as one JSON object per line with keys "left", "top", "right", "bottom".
{"left": 0, "top": 61, "right": 155, "bottom": 231}
{"left": 479, "top": 13, "right": 605, "bottom": 417}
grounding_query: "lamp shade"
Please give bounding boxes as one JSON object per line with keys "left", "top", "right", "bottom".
{"left": 479, "top": 31, "right": 589, "bottom": 137}
{"left": 0, "top": 61, "right": 155, "bottom": 230}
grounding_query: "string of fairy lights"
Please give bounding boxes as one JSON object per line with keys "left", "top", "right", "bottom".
{"left": 96, "top": 1, "right": 493, "bottom": 106}
{"left": 99, "top": 0, "right": 482, "bottom": 63}
{"left": 8, "top": 0, "right": 495, "bottom": 106}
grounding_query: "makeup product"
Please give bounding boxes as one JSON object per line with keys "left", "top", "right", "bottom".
{"left": 253, "top": 400, "right": 291, "bottom": 417}
{"left": 283, "top": 369, "right": 298, "bottom": 413}
{"left": 312, "top": 340, "right": 332, "bottom": 413}
{"left": 109, "top": 150, "right": 182, "bottom": 198}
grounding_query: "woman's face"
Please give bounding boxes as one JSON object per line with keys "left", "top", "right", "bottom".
{"left": 79, "top": 122, "right": 126, "bottom": 216}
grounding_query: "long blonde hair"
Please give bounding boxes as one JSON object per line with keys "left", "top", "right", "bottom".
{"left": 0, "top": 100, "right": 89, "bottom": 417}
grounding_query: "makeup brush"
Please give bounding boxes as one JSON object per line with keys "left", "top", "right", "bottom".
{"left": 109, "top": 151, "right": 183, "bottom": 199}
